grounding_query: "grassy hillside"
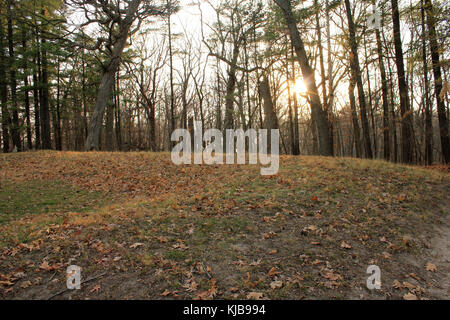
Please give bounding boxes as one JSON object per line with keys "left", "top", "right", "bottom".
{"left": 0, "top": 151, "right": 448, "bottom": 300}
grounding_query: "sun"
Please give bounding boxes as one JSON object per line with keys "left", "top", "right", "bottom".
{"left": 293, "top": 78, "right": 307, "bottom": 94}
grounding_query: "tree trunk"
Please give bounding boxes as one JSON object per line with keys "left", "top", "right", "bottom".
{"left": 349, "top": 78, "right": 362, "bottom": 158}
{"left": 0, "top": 17, "right": 10, "bottom": 153}
{"left": 391, "top": 0, "right": 414, "bottom": 163}
{"left": 85, "top": 0, "right": 141, "bottom": 151}
{"left": 168, "top": 12, "right": 176, "bottom": 150}
{"left": 8, "top": 0, "right": 21, "bottom": 151}
{"left": 374, "top": 3, "right": 390, "bottom": 161}
{"left": 274, "top": 0, "right": 332, "bottom": 156}
{"left": 39, "top": 9, "right": 51, "bottom": 150}
{"left": 114, "top": 72, "right": 122, "bottom": 150}
{"left": 224, "top": 45, "right": 239, "bottom": 132}
{"left": 315, "top": 0, "right": 333, "bottom": 155}
{"left": 54, "top": 59, "right": 62, "bottom": 150}
{"left": 425, "top": 0, "right": 450, "bottom": 163}
{"left": 344, "top": 0, "right": 373, "bottom": 159}
{"left": 33, "top": 61, "right": 40, "bottom": 150}
{"left": 22, "top": 29, "right": 32, "bottom": 150}
{"left": 421, "top": 0, "right": 433, "bottom": 165}
{"left": 259, "top": 76, "right": 279, "bottom": 152}
{"left": 291, "top": 46, "right": 300, "bottom": 155}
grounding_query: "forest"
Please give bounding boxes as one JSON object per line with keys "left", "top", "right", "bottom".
{"left": 0, "top": 0, "right": 449, "bottom": 302}
{"left": 0, "top": 0, "right": 448, "bottom": 164}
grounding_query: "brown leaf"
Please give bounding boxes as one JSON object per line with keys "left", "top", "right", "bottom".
{"left": 39, "top": 261, "right": 50, "bottom": 271}
{"left": 268, "top": 267, "right": 280, "bottom": 277}
{"left": 161, "top": 289, "right": 171, "bottom": 296}
{"left": 0, "top": 280, "right": 15, "bottom": 287}
{"left": 402, "top": 281, "right": 415, "bottom": 290}
{"left": 340, "top": 241, "right": 352, "bottom": 249}
{"left": 392, "top": 280, "right": 402, "bottom": 289}
{"left": 425, "top": 262, "right": 437, "bottom": 272}
{"left": 403, "top": 293, "right": 418, "bottom": 300}
{"left": 247, "top": 292, "right": 263, "bottom": 300}
{"left": 322, "top": 271, "right": 343, "bottom": 281}
{"left": 270, "top": 281, "right": 283, "bottom": 289}
{"left": 90, "top": 285, "right": 101, "bottom": 293}
{"left": 130, "top": 242, "right": 144, "bottom": 249}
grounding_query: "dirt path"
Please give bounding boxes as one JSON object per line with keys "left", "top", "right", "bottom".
{"left": 427, "top": 206, "right": 450, "bottom": 299}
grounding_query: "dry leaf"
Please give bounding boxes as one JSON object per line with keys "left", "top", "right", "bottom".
{"left": 392, "top": 280, "right": 402, "bottom": 289}
{"left": 161, "top": 289, "right": 171, "bottom": 296}
{"left": 90, "top": 285, "right": 101, "bottom": 293}
{"left": 403, "top": 293, "right": 418, "bottom": 300}
{"left": 341, "top": 241, "right": 352, "bottom": 249}
{"left": 130, "top": 242, "right": 144, "bottom": 249}
{"left": 425, "top": 262, "right": 437, "bottom": 272}
{"left": 39, "top": 261, "right": 50, "bottom": 271}
{"left": 0, "top": 280, "right": 15, "bottom": 287}
{"left": 402, "top": 281, "right": 415, "bottom": 290}
{"left": 270, "top": 281, "right": 283, "bottom": 289}
{"left": 247, "top": 292, "right": 263, "bottom": 300}
{"left": 268, "top": 267, "right": 280, "bottom": 277}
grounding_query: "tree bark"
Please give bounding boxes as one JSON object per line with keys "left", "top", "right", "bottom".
{"left": 0, "top": 16, "right": 10, "bottom": 153}
{"left": 374, "top": 4, "right": 390, "bottom": 161}
{"left": 274, "top": 0, "right": 332, "bottom": 156}
{"left": 344, "top": 0, "right": 373, "bottom": 158}
{"left": 7, "top": 0, "right": 21, "bottom": 151}
{"left": 22, "top": 29, "right": 32, "bottom": 150}
{"left": 424, "top": 0, "right": 450, "bottom": 163}
{"left": 391, "top": 0, "right": 414, "bottom": 163}
{"left": 259, "top": 75, "right": 279, "bottom": 152}
{"left": 85, "top": 0, "right": 142, "bottom": 151}
{"left": 421, "top": 0, "right": 433, "bottom": 165}
{"left": 349, "top": 78, "right": 362, "bottom": 158}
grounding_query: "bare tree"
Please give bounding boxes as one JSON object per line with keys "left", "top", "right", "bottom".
{"left": 69, "top": 0, "right": 175, "bottom": 151}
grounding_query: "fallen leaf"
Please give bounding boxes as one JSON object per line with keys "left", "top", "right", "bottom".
{"left": 161, "top": 289, "right": 171, "bottom": 296}
{"left": 268, "top": 267, "right": 280, "bottom": 277}
{"left": 90, "top": 285, "right": 101, "bottom": 293}
{"left": 0, "top": 280, "right": 15, "bottom": 287}
{"left": 402, "top": 281, "right": 415, "bottom": 290}
{"left": 270, "top": 281, "right": 283, "bottom": 289}
{"left": 425, "top": 262, "right": 437, "bottom": 272}
{"left": 130, "top": 242, "right": 144, "bottom": 249}
{"left": 403, "top": 293, "right": 418, "bottom": 300}
{"left": 341, "top": 241, "right": 352, "bottom": 249}
{"left": 392, "top": 280, "right": 402, "bottom": 289}
{"left": 39, "top": 261, "right": 50, "bottom": 271}
{"left": 247, "top": 292, "right": 263, "bottom": 300}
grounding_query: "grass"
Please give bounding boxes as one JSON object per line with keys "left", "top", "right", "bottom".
{"left": 0, "top": 151, "right": 448, "bottom": 300}
{"left": 0, "top": 180, "right": 107, "bottom": 224}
